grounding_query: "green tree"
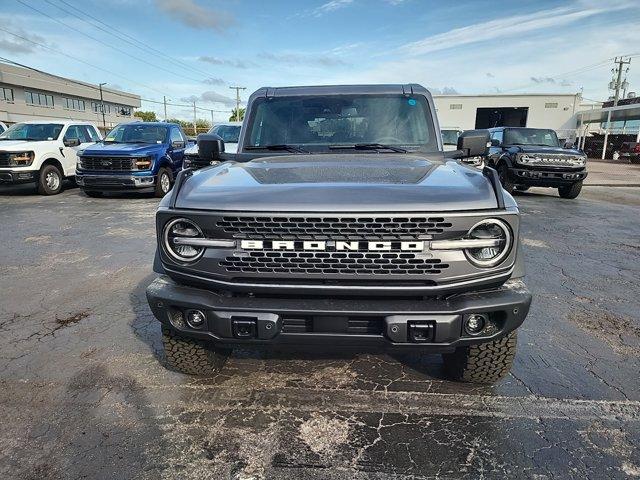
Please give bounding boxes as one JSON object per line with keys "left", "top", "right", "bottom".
{"left": 229, "top": 107, "right": 245, "bottom": 122}
{"left": 134, "top": 110, "right": 157, "bottom": 122}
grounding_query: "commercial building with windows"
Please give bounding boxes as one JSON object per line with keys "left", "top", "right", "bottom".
{"left": 0, "top": 62, "right": 141, "bottom": 134}
{"left": 433, "top": 93, "right": 597, "bottom": 140}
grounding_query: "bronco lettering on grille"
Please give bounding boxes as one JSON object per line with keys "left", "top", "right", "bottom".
{"left": 240, "top": 240, "right": 425, "bottom": 252}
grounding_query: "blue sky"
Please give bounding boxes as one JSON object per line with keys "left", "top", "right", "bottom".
{"left": 1, "top": 0, "right": 639, "bottom": 122}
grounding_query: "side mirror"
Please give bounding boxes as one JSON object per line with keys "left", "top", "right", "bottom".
{"left": 64, "top": 138, "right": 81, "bottom": 147}
{"left": 563, "top": 140, "right": 574, "bottom": 149}
{"left": 457, "top": 131, "right": 490, "bottom": 158}
{"left": 171, "top": 140, "right": 185, "bottom": 149}
{"left": 197, "top": 133, "right": 225, "bottom": 160}
{"left": 490, "top": 138, "right": 501, "bottom": 147}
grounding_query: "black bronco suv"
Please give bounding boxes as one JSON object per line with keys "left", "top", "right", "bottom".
{"left": 481, "top": 127, "right": 587, "bottom": 199}
{"left": 146, "top": 84, "right": 532, "bottom": 384}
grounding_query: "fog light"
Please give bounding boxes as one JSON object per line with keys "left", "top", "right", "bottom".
{"left": 464, "top": 314, "right": 487, "bottom": 336}
{"left": 186, "top": 309, "right": 206, "bottom": 329}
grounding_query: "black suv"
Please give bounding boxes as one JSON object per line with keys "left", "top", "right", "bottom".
{"left": 483, "top": 127, "right": 587, "bottom": 199}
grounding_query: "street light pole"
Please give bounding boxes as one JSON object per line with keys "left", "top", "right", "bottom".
{"left": 99, "top": 82, "right": 107, "bottom": 133}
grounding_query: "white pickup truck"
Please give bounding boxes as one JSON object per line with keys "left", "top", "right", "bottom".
{"left": 0, "top": 120, "right": 101, "bottom": 195}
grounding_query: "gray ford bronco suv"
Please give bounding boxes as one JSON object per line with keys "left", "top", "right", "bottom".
{"left": 146, "top": 84, "right": 532, "bottom": 384}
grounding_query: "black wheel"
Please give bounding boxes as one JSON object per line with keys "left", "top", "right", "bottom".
{"left": 442, "top": 332, "right": 517, "bottom": 384}
{"left": 162, "top": 327, "right": 229, "bottom": 376}
{"left": 37, "top": 164, "right": 63, "bottom": 195}
{"left": 83, "top": 190, "right": 103, "bottom": 198}
{"left": 497, "top": 163, "right": 515, "bottom": 194}
{"left": 155, "top": 168, "right": 172, "bottom": 198}
{"left": 558, "top": 181, "right": 582, "bottom": 199}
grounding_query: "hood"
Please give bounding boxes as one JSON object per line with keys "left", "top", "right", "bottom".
{"left": 0, "top": 140, "right": 57, "bottom": 150}
{"left": 514, "top": 145, "right": 582, "bottom": 156}
{"left": 81, "top": 142, "right": 166, "bottom": 156}
{"left": 174, "top": 154, "right": 499, "bottom": 212}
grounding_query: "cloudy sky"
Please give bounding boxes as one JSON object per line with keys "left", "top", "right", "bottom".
{"left": 1, "top": 0, "right": 639, "bottom": 122}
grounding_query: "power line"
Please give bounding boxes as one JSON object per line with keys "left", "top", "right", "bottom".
{"left": 15, "top": 0, "right": 206, "bottom": 84}
{"left": 0, "top": 26, "right": 169, "bottom": 96}
{"left": 44, "top": 0, "right": 222, "bottom": 82}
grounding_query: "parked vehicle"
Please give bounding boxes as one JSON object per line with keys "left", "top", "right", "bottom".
{"left": 0, "top": 121, "right": 101, "bottom": 195}
{"left": 0, "top": 122, "right": 7, "bottom": 134}
{"left": 183, "top": 121, "right": 242, "bottom": 170}
{"left": 146, "top": 84, "right": 532, "bottom": 384}
{"left": 76, "top": 122, "right": 191, "bottom": 197}
{"left": 619, "top": 142, "right": 640, "bottom": 164}
{"left": 483, "top": 127, "right": 588, "bottom": 199}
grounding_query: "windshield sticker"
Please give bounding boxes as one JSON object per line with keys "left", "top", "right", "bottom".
{"left": 407, "top": 98, "right": 417, "bottom": 106}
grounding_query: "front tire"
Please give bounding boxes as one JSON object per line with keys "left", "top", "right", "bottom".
{"left": 558, "top": 181, "right": 582, "bottom": 199}
{"left": 37, "top": 164, "right": 63, "bottom": 195}
{"left": 155, "top": 168, "right": 172, "bottom": 198}
{"left": 497, "top": 163, "right": 515, "bottom": 194}
{"left": 442, "top": 332, "right": 518, "bottom": 384}
{"left": 162, "top": 327, "right": 229, "bottom": 376}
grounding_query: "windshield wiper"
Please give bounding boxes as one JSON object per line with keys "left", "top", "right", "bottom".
{"left": 329, "top": 143, "right": 407, "bottom": 153}
{"left": 245, "top": 144, "right": 309, "bottom": 153}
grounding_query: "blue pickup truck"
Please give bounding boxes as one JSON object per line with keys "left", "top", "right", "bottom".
{"left": 76, "top": 122, "right": 191, "bottom": 197}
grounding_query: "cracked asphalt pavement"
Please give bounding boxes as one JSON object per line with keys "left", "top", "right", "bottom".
{"left": 0, "top": 185, "right": 639, "bottom": 479}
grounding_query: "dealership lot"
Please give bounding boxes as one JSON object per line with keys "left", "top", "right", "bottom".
{"left": 0, "top": 185, "right": 639, "bottom": 479}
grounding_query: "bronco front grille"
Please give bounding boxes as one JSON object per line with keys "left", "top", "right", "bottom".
{"left": 220, "top": 250, "right": 449, "bottom": 275}
{"left": 522, "top": 155, "right": 582, "bottom": 167}
{"left": 80, "top": 156, "right": 134, "bottom": 171}
{"left": 215, "top": 216, "right": 454, "bottom": 240}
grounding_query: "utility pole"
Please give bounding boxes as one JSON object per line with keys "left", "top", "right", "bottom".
{"left": 229, "top": 86, "right": 246, "bottom": 121}
{"left": 163, "top": 96, "right": 168, "bottom": 121}
{"left": 210, "top": 109, "right": 214, "bottom": 126}
{"left": 612, "top": 56, "right": 631, "bottom": 106}
{"left": 192, "top": 101, "right": 197, "bottom": 136}
{"left": 98, "top": 82, "right": 107, "bottom": 132}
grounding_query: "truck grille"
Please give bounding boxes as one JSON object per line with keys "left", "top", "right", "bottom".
{"left": 80, "top": 156, "right": 134, "bottom": 171}
{"left": 216, "top": 216, "right": 453, "bottom": 240}
{"left": 524, "top": 155, "right": 582, "bottom": 167}
{"left": 220, "top": 251, "right": 449, "bottom": 276}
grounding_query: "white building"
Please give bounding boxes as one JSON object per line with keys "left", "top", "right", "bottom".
{"left": 433, "top": 93, "right": 593, "bottom": 139}
{"left": 0, "top": 62, "right": 141, "bottom": 134}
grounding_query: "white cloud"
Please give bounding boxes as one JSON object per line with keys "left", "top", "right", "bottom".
{"left": 400, "top": 2, "right": 631, "bottom": 56}
{"left": 155, "top": 0, "right": 234, "bottom": 32}
{"left": 313, "top": 0, "right": 353, "bottom": 16}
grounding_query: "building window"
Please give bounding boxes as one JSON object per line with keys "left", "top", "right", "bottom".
{"left": 1, "top": 87, "right": 14, "bottom": 102}
{"left": 117, "top": 105, "right": 131, "bottom": 116}
{"left": 64, "top": 98, "right": 86, "bottom": 111}
{"left": 25, "top": 91, "right": 54, "bottom": 108}
{"left": 450, "top": 104, "right": 463, "bottom": 110}
{"left": 545, "top": 102, "right": 558, "bottom": 109}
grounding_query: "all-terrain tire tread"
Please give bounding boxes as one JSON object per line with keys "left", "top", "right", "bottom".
{"left": 443, "top": 332, "right": 517, "bottom": 384}
{"left": 162, "top": 327, "right": 228, "bottom": 376}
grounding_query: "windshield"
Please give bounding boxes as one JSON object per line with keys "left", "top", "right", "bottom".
{"left": 441, "top": 129, "right": 460, "bottom": 145}
{"left": 0, "top": 123, "right": 63, "bottom": 141}
{"left": 246, "top": 94, "right": 437, "bottom": 152}
{"left": 504, "top": 128, "right": 559, "bottom": 147}
{"left": 212, "top": 124, "right": 241, "bottom": 143}
{"left": 104, "top": 124, "right": 168, "bottom": 144}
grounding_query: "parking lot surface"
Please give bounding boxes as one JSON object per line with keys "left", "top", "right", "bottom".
{"left": 0, "top": 185, "right": 639, "bottom": 480}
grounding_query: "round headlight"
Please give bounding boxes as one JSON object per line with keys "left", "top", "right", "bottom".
{"left": 464, "top": 219, "right": 512, "bottom": 268}
{"left": 163, "top": 218, "right": 205, "bottom": 263}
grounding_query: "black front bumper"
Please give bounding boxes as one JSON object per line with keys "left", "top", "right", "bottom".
{"left": 509, "top": 167, "right": 587, "bottom": 187}
{"left": 76, "top": 172, "right": 156, "bottom": 193}
{"left": 0, "top": 170, "right": 37, "bottom": 184}
{"left": 146, "top": 275, "right": 532, "bottom": 352}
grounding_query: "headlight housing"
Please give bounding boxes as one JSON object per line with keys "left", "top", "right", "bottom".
{"left": 134, "top": 156, "right": 153, "bottom": 170}
{"left": 162, "top": 218, "right": 205, "bottom": 264}
{"left": 7, "top": 151, "right": 35, "bottom": 167}
{"left": 464, "top": 219, "right": 512, "bottom": 268}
